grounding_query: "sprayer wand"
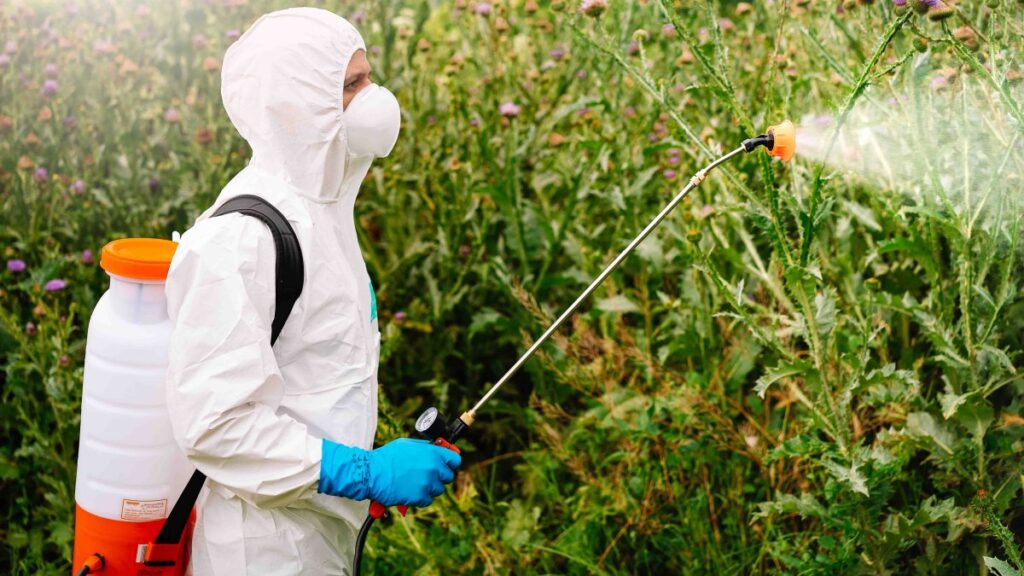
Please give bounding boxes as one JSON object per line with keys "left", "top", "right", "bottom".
{"left": 352, "top": 121, "right": 795, "bottom": 575}
{"left": 465, "top": 146, "right": 744, "bottom": 421}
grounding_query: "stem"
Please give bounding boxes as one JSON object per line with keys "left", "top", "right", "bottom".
{"left": 800, "top": 10, "right": 912, "bottom": 266}
{"left": 570, "top": 22, "right": 765, "bottom": 211}
{"left": 946, "top": 23, "right": 1024, "bottom": 132}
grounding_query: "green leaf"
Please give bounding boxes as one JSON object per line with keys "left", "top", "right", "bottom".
{"left": 841, "top": 199, "right": 882, "bottom": 231}
{"left": 824, "top": 458, "right": 870, "bottom": 496}
{"left": 906, "top": 412, "right": 956, "bottom": 454}
{"left": 596, "top": 295, "right": 640, "bottom": 314}
{"left": 984, "top": 557, "right": 1020, "bottom": 576}
{"left": 501, "top": 499, "right": 541, "bottom": 550}
{"left": 955, "top": 399, "right": 994, "bottom": 442}
{"left": 940, "top": 391, "right": 971, "bottom": 420}
{"left": 754, "top": 493, "right": 826, "bottom": 520}
{"left": 755, "top": 361, "right": 811, "bottom": 399}
{"left": 469, "top": 308, "right": 503, "bottom": 340}
{"left": 815, "top": 289, "right": 837, "bottom": 336}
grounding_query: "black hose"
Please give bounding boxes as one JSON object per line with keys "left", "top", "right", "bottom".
{"left": 741, "top": 132, "right": 774, "bottom": 153}
{"left": 75, "top": 553, "right": 105, "bottom": 576}
{"left": 353, "top": 513, "right": 375, "bottom": 576}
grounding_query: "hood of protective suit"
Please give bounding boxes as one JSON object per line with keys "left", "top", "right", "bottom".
{"left": 221, "top": 7, "right": 370, "bottom": 204}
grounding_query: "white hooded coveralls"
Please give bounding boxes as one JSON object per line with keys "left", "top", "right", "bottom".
{"left": 165, "top": 8, "right": 381, "bottom": 575}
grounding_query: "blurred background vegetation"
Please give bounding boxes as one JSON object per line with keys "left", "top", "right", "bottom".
{"left": 1, "top": 0, "right": 1023, "bottom": 574}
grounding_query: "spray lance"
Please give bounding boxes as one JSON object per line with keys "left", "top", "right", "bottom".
{"left": 352, "top": 120, "right": 797, "bottom": 574}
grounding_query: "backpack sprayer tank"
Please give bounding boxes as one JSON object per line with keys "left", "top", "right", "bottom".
{"left": 72, "top": 238, "right": 194, "bottom": 575}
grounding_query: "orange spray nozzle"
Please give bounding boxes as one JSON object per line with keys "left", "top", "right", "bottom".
{"left": 766, "top": 120, "right": 796, "bottom": 162}
{"left": 740, "top": 119, "right": 796, "bottom": 162}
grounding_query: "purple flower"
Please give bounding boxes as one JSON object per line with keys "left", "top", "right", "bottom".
{"left": 226, "top": 29, "right": 241, "bottom": 40}
{"left": 65, "top": 2, "right": 80, "bottom": 16}
{"left": 45, "top": 63, "right": 58, "bottom": 78}
{"left": 25, "top": 321, "right": 37, "bottom": 336}
{"left": 427, "top": 115, "right": 437, "bottom": 125}
{"left": 576, "top": 69, "right": 587, "bottom": 79}
{"left": 370, "top": 46, "right": 382, "bottom": 55}
{"left": 667, "top": 155, "right": 681, "bottom": 166}
{"left": 499, "top": 101, "right": 521, "bottom": 117}
{"left": 7, "top": 259, "right": 26, "bottom": 273}
{"left": 663, "top": 169, "right": 677, "bottom": 180}
{"left": 93, "top": 39, "right": 115, "bottom": 55}
{"left": 394, "top": 311, "right": 407, "bottom": 322}
{"left": 45, "top": 279, "right": 66, "bottom": 292}
{"left": 164, "top": 107, "right": 181, "bottom": 122}
{"left": 892, "top": 0, "right": 907, "bottom": 5}
{"left": 579, "top": 0, "right": 608, "bottom": 17}
{"left": 549, "top": 47, "right": 566, "bottom": 60}
{"left": 59, "top": 354, "right": 70, "bottom": 367}
{"left": 71, "top": 179, "right": 86, "bottom": 195}
{"left": 662, "top": 24, "right": 676, "bottom": 38}
{"left": 63, "top": 115, "right": 77, "bottom": 128}
{"left": 41, "top": 79, "right": 59, "bottom": 97}
{"left": 0, "top": 54, "right": 10, "bottom": 68}
{"left": 33, "top": 167, "right": 48, "bottom": 183}
{"left": 473, "top": 2, "right": 492, "bottom": 15}
{"left": 469, "top": 117, "right": 480, "bottom": 127}
{"left": 351, "top": 10, "right": 367, "bottom": 25}
{"left": 192, "top": 34, "right": 207, "bottom": 49}
{"left": 81, "top": 249, "right": 94, "bottom": 264}
{"left": 148, "top": 177, "right": 160, "bottom": 192}
{"left": 627, "top": 41, "right": 639, "bottom": 56}
{"left": 4, "top": 40, "right": 16, "bottom": 55}
{"left": 459, "top": 244, "right": 471, "bottom": 257}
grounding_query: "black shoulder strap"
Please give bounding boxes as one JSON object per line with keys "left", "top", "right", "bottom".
{"left": 147, "top": 195, "right": 304, "bottom": 562}
{"left": 212, "top": 194, "right": 305, "bottom": 343}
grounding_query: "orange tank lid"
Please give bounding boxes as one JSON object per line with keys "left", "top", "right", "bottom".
{"left": 100, "top": 238, "right": 178, "bottom": 281}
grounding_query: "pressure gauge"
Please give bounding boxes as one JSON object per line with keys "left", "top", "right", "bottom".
{"left": 414, "top": 407, "right": 448, "bottom": 440}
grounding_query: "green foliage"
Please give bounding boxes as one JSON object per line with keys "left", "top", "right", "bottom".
{"left": 2, "top": 0, "right": 1023, "bottom": 574}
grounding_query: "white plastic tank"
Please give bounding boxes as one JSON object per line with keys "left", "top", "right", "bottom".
{"left": 73, "top": 238, "right": 193, "bottom": 574}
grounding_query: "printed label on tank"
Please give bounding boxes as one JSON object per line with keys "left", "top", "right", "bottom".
{"left": 120, "top": 498, "right": 167, "bottom": 521}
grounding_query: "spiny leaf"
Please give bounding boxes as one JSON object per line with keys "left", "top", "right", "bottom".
{"left": 984, "top": 557, "right": 1020, "bottom": 576}
{"left": 824, "top": 458, "right": 870, "bottom": 497}
{"left": 754, "top": 360, "right": 811, "bottom": 399}
{"left": 906, "top": 412, "right": 956, "bottom": 455}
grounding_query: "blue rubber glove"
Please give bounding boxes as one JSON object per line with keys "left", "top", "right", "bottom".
{"left": 317, "top": 438, "right": 462, "bottom": 508}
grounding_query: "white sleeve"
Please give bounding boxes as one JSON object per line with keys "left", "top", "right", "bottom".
{"left": 165, "top": 213, "right": 321, "bottom": 508}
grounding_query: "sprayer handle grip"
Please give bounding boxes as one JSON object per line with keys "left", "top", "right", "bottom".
{"left": 368, "top": 437, "right": 461, "bottom": 519}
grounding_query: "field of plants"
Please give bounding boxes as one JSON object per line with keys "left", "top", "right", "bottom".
{"left": 2, "top": 0, "right": 1024, "bottom": 574}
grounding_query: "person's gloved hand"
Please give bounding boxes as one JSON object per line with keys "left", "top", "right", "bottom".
{"left": 317, "top": 438, "right": 461, "bottom": 508}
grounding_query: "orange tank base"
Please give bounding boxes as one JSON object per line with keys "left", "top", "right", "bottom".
{"left": 72, "top": 503, "right": 194, "bottom": 575}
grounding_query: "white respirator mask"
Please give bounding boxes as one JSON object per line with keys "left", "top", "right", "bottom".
{"left": 343, "top": 83, "right": 401, "bottom": 158}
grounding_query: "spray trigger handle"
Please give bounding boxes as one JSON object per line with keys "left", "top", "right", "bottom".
{"left": 369, "top": 407, "right": 465, "bottom": 519}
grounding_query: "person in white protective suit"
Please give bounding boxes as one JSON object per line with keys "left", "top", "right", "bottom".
{"left": 164, "top": 7, "right": 461, "bottom": 575}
